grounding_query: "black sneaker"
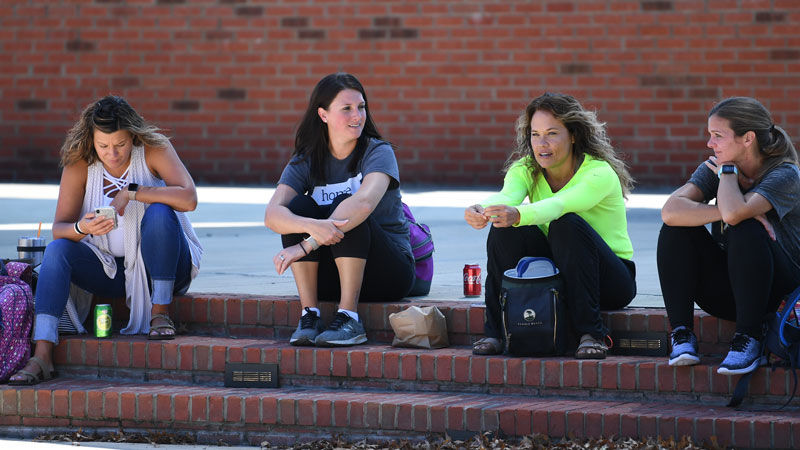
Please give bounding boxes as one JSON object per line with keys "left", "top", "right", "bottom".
{"left": 314, "top": 312, "right": 367, "bottom": 347}
{"left": 289, "top": 307, "right": 323, "bottom": 346}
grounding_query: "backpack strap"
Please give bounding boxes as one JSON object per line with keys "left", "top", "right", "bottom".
{"left": 728, "top": 370, "right": 757, "bottom": 407}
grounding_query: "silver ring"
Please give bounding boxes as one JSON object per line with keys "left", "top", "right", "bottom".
{"left": 279, "top": 254, "right": 285, "bottom": 261}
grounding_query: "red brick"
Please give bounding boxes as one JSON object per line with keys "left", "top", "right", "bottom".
{"left": 138, "top": 394, "right": 154, "bottom": 421}
{"left": 191, "top": 395, "right": 207, "bottom": 422}
{"left": 368, "top": 351, "right": 384, "bottom": 378}
{"left": 242, "top": 300, "right": 258, "bottom": 325}
{"left": 120, "top": 392, "right": 136, "bottom": 420}
{"left": 332, "top": 350, "right": 348, "bottom": 377}
{"left": 525, "top": 360, "right": 541, "bottom": 386}
{"left": 506, "top": 358, "right": 522, "bottom": 386}
{"left": 179, "top": 345, "right": 193, "bottom": 370}
{"left": 211, "top": 345, "right": 227, "bottom": 371}
{"left": 413, "top": 404, "right": 427, "bottom": 431}
{"left": 400, "top": 353, "right": 416, "bottom": 380}
{"left": 69, "top": 391, "right": 86, "bottom": 418}
{"left": 471, "top": 357, "right": 487, "bottom": 384}
{"left": 773, "top": 420, "right": 792, "bottom": 449}
{"left": 86, "top": 391, "right": 103, "bottom": 418}
{"left": 446, "top": 404, "right": 463, "bottom": 430}
{"left": 209, "top": 298, "right": 225, "bottom": 323}
{"left": 453, "top": 355, "right": 470, "bottom": 383}
{"left": 209, "top": 396, "right": 223, "bottom": 422}
{"left": 639, "top": 414, "right": 657, "bottom": 438}
{"left": 155, "top": 394, "right": 171, "bottom": 422}
{"left": 382, "top": 352, "right": 399, "bottom": 379}
{"left": 333, "top": 399, "right": 348, "bottom": 427}
{"left": 279, "top": 398, "right": 295, "bottom": 425}
{"left": 36, "top": 390, "right": 52, "bottom": 416}
{"left": 228, "top": 346, "right": 243, "bottom": 364}
{"left": 487, "top": 358, "right": 505, "bottom": 385}
{"left": 349, "top": 400, "right": 364, "bottom": 428}
{"left": 733, "top": 418, "right": 752, "bottom": 448}
{"left": 315, "top": 399, "right": 332, "bottom": 427}
{"left": 434, "top": 354, "right": 451, "bottom": 382}
{"left": 714, "top": 419, "right": 733, "bottom": 446}
{"left": 98, "top": 340, "right": 114, "bottom": 367}
{"left": 397, "top": 404, "right": 413, "bottom": 430}
{"left": 84, "top": 340, "right": 99, "bottom": 366}
{"left": 174, "top": 395, "right": 190, "bottom": 422}
{"left": 548, "top": 410, "right": 566, "bottom": 437}
{"left": 131, "top": 341, "right": 147, "bottom": 368}
{"left": 567, "top": 410, "right": 584, "bottom": 438}
{"left": 262, "top": 397, "right": 278, "bottom": 424}
{"left": 659, "top": 416, "right": 676, "bottom": 440}
{"left": 297, "top": 348, "right": 314, "bottom": 375}
{"left": 351, "top": 351, "right": 367, "bottom": 378}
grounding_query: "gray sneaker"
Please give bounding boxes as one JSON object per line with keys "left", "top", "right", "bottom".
{"left": 717, "top": 332, "right": 765, "bottom": 375}
{"left": 669, "top": 326, "right": 700, "bottom": 366}
{"left": 314, "top": 312, "right": 367, "bottom": 347}
{"left": 289, "top": 308, "right": 323, "bottom": 346}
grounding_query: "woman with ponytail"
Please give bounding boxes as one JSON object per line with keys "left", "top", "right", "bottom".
{"left": 658, "top": 97, "right": 800, "bottom": 375}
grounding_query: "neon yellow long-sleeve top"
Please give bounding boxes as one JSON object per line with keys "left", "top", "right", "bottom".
{"left": 481, "top": 154, "right": 633, "bottom": 260}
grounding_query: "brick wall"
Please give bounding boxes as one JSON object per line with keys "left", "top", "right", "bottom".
{"left": 2, "top": 0, "right": 799, "bottom": 187}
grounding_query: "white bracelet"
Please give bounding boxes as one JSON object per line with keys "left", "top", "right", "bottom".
{"left": 304, "top": 236, "right": 320, "bottom": 251}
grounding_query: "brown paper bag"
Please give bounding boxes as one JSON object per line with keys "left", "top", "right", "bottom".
{"left": 389, "top": 305, "right": 449, "bottom": 349}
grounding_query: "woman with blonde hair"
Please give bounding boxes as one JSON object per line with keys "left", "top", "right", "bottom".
{"left": 659, "top": 97, "right": 800, "bottom": 375}
{"left": 8, "top": 95, "right": 202, "bottom": 385}
{"left": 465, "top": 92, "right": 636, "bottom": 359}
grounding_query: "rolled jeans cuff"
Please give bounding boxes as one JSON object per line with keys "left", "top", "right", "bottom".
{"left": 33, "top": 314, "right": 60, "bottom": 345}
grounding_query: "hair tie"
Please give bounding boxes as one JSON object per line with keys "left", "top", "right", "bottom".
{"left": 769, "top": 124, "right": 776, "bottom": 133}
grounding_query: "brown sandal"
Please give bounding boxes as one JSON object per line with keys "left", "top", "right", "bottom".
{"left": 8, "top": 356, "right": 58, "bottom": 386}
{"left": 575, "top": 334, "right": 608, "bottom": 359}
{"left": 472, "top": 337, "right": 503, "bottom": 355}
{"left": 148, "top": 313, "right": 176, "bottom": 340}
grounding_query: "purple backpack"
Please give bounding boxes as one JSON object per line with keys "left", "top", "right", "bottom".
{"left": 0, "top": 261, "right": 34, "bottom": 382}
{"left": 403, "top": 203, "right": 434, "bottom": 296}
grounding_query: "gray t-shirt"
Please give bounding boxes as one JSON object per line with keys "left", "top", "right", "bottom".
{"left": 278, "top": 138, "right": 412, "bottom": 260}
{"left": 689, "top": 161, "right": 800, "bottom": 270}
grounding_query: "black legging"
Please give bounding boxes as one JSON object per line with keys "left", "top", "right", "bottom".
{"left": 484, "top": 213, "right": 637, "bottom": 340}
{"left": 657, "top": 219, "right": 800, "bottom": 337}
{"left": 281, "top": 193, "right": 415, "bottom": 302}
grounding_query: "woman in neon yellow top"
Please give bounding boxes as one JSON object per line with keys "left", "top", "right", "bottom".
{"left": 465, "top": 92, "right": 637, "bottom": 359}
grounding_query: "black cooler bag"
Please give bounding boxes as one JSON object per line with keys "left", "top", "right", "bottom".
{"left": 500, "top": 257, "right": 567, "bottom": 356}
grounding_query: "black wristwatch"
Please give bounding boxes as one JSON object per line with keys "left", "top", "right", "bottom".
{"left": 718, "top": 164, "right": 738, "bottom": 179}
{"left": 127, "top": 183, "right": 139, "bottom": 201}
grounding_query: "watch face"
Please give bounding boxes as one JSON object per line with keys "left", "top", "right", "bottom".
{"left": 721, "top": 165, "right": 736, "bottom": 174}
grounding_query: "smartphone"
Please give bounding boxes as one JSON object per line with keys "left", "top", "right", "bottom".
{"left": 94, "top": 206, "right": 118, "bottom": 229}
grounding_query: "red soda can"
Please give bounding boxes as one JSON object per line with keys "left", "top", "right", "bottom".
{"left": 463, "top": 264, "right": 481, "bottom": 297}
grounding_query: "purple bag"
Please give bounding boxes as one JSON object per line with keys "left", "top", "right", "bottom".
{"left": 0, "top": 261, "right": 34, "bottom": 382}
{"left": 403, "top": 203, "right": 434, "bottom": 297}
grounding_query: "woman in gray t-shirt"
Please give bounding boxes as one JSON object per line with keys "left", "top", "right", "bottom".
{"left": 658, "top": 96, "right": 800, "bottom": 376}
{"left": 264, "top": 73, "right": 414, "bottom": 348}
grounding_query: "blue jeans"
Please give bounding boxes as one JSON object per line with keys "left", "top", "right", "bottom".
{"left": 34, "top": 203, "right": 192, "bottom": 342}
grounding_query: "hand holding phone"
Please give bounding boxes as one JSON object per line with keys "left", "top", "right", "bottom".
{"left": 94, "top": 206, "right": 118, "bottom": 229}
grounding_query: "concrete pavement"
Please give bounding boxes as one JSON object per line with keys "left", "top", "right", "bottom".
{"left": 0, "top": 184, "right": 669, "bottom": 307}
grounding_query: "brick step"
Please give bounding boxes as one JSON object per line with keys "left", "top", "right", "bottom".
{"left": 2, "top": 378, "right": 799, "bottom": 448}
{"left": 51, "top": 335, "right": 799, "bottom": 407}
{"left": 154, "top": 294, "right": 735, "bottom": 353}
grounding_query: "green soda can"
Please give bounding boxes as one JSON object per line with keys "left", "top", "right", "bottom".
{"left": 95, "top": 304, "right": 112, "bottom": 338}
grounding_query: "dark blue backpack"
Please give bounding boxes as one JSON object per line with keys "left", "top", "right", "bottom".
{"left": 729, "top": 285, "right": 800, "bottom": 408}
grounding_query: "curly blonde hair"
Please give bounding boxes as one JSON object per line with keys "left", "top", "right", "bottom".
{"left": 60, "top": 95, "right": 168, "bottom": 167}
{"left": 505, "top": 92, "right": 633, "bottom": 197}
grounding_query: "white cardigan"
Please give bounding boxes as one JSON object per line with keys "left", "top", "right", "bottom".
{"left": 71, "top": 145, "right": 203, "bottom": 335}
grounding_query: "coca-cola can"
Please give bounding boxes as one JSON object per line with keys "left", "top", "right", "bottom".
{"left": 463, "top": 264, "right": 481, "bottom": 297}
